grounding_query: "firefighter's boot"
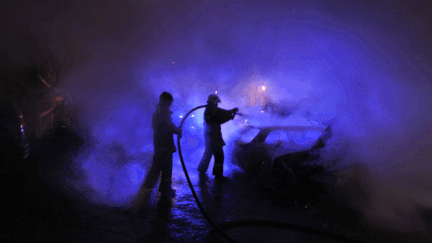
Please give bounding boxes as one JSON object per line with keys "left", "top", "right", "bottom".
{"left": 213, "top": 164, "right": 229, "bottom": 181}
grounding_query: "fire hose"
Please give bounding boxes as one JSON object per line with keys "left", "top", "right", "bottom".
{"left": 177, "top": 105, "right": 362, "bottom": 243}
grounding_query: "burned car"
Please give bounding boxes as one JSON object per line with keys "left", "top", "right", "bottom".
{"left": 230, "top": 125, "right": 334, "bottom": 203}
{"left": 0, "top": 99, "right": 31, "bottom": 175}
{"left": 231, "top": 125, "right": 331, "bottom": 175}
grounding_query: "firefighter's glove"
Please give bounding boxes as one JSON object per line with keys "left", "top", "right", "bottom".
{"left": 231, "top": 107, "right": 239, "bottom": 114}
{"left": 231, "top": 107, "right": 239, "bottom": 119}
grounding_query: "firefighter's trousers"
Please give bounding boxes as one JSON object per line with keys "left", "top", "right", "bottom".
{"left": 144, "top": 151, "right": 173, "bottom": 194}
{"left": 197, "top": 145, "right": 224, "bottom": 176}
{"left": 131, "top": 151, "right": 173, "bottom": 212}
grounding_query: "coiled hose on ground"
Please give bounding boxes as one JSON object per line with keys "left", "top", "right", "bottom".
{"left": 176, "top": 105, "right": 362, "bottom": 243}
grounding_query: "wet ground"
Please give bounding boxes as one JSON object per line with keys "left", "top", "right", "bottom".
{"left": 2, "top": 130, "right": 432, "bottom": 243}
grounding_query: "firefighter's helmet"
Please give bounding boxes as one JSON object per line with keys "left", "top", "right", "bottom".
{"left": 207, "top": 94, "right": 221, "bottom": 104}
{"left": 159, "top": 92, "right": 174, "bottom": 102}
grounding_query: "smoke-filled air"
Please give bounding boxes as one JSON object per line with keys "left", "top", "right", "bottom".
{"left": 2, "top": 0, "right": 431, "bottom": 232}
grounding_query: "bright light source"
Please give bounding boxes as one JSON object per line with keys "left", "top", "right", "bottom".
{"left": 215, "top": 90, "right": 218, "bottom": 94}
{"left": 179, "top": 115, "right": 183, "bottom": 118}
{"left": 191, "top": 114, "right": 194, "bottom": 117}
{"left": 262, "top": 85, "right": 266, "bottom": 91}
{"left": 261, "top": 110, "right": 264, "bottom": 113}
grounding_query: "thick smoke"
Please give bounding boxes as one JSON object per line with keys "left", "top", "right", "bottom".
{"left": 2, "top": 0, "right": 432, "bottom": 230}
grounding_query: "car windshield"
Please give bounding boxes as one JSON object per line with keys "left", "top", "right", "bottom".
{"left": 237, "top": 128, "right": 260, "bottom": 143}
{"left": 266, "top": 130, "right": 322, "bottom": 145}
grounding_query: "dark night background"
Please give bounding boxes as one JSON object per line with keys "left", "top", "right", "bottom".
{"left": 1, "top": 0, "right": 432, "bottom": 240}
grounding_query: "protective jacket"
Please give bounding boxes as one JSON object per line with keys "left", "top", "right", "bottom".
{"left": 203, "top": 106, "right": 235, "bottom": 147}
{"left": 152, "top": 102, "right": 180, "bottom": 153}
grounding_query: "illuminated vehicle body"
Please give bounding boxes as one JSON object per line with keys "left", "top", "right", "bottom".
{"left": 0, "top": 99, "right": 30, "bottom": 175}
{"left": 230, "top": 125, "right": 332, "bottom": 178}
{"left": 230, "top": 125, "right": 334, "bottom": 203}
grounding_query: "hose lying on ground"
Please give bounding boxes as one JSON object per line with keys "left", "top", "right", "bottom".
{"left": 177, "top": 105, "right": 362, "bottom": 243}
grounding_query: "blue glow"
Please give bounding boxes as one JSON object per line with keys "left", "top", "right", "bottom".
{"left": 80, "top": 152, "right": 148, "bottom": 206}
{"left": 104, "top": 126, "right": 117, "bottom": 137}
{"left": 128, "top": 162, "right": 146, "bottom": 185}
{"left": 43, "top": 1, "right": 432, "bottom": 231}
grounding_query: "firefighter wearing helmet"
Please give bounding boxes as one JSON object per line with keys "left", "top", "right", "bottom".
{"left": 197, "top": 94, "right": 239, "bottom": 180}
{"left": 131, "top": 92, "right": 181, "bottom": 213}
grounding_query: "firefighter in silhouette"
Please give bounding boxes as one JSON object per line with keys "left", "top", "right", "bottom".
{"left": 131, "top": 92, "right": 182, "bottom": 213}
{"left": 197, "top": 94, "right": 238, "bottom": 180}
